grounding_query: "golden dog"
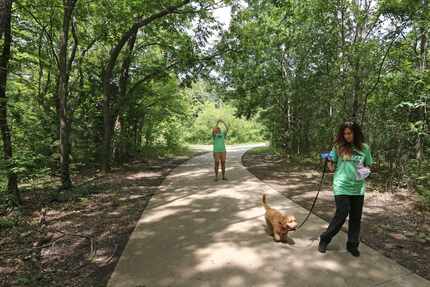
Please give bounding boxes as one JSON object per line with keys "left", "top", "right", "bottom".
{"left": 262, "top": 194, "right": 298, "bottom": 242}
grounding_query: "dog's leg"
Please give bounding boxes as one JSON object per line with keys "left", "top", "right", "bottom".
{"left": 265, "top": 216, "right": 274, "bottom": 235}
{"left": 281, "top": 231, "right": 288, "bottom": 243}
{"left": 272, "top": 222, "right": 282, "bottom": 242}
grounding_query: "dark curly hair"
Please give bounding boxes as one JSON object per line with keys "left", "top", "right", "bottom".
{"left": 335, "top": 121, "right": 364, "bottom": 157}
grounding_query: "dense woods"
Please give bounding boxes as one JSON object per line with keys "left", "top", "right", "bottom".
{"left": 0, "top": 0, "right": 428, "bottom": 217}
{"left": 217, "top": 0, "right": 429, "bottom": 202}
{"left": 0, "top": 0, "right": 238, "bottom": 205}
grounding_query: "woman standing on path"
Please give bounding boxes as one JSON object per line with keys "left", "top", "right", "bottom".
{"left": 318, "top": 121, "right": 373, "bottom": 257}
{"left": 212, "top": 119, "right": 229, "bottom": 181}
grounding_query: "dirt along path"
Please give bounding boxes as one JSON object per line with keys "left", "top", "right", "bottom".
{"left": 0, "top": 150, "right": 204, "bottom": 287}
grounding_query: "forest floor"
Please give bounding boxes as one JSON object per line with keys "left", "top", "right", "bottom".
{"left": 0, "top": 149, "right": 205, "bottom": 287}
{"left": 242, "top": 147, "right": 430, "bottom": 282}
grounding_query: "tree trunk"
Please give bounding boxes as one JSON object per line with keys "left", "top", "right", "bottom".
{"left": 351, "top": 63, "right": 361, "bottom": 121}
{"left": 414, "top": 0, "right": 428, "bottom": 165}
{"left": 115, "top": 32, "right": 137, "bottom": 162}
{"left": 0, "top": 0, "right": 20, "bottom": 204}
{"left": 134, "top": 117, "right": 139, "bottom": 149}
{"left": 57, "top": 0, "right": 77, "bottom": 189}
{"left": 280, "top": 49, "right": 290, "bottom": 152}
{"left": 135, "top": 113, "right": 145, "bottom": 150}
{"left": 118, "top": 32, "right": 137, "bottom": 112}
{"left": 102, "top": 0, "right": 191, "bottom": 172}
{"left": 417, "top": 1, "right": 428, "bottom": 164}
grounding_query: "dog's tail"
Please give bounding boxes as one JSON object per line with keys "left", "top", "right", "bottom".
{"left": 262, "top": 193, "right": 270, "bottom": 210}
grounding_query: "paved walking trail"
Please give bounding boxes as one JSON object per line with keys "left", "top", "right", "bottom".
{"left": 108, "top": 144, "right": 429, "bottom": 287}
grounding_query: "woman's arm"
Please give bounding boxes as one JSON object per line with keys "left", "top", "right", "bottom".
{"left": 219, "top": 120, "right": 229, "bottom": 135}
{"left": 327, "top": 147, "right": 337, "bottom": 172}
{"left": 363, "top": 144, "right": 373, "bottom": 167}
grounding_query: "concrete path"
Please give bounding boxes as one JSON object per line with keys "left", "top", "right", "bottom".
{"left": 108, "top": 144, "right": 429, "bottom": 287}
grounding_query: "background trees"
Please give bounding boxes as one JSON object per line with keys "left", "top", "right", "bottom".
{"left": 0, "top": 0, "right": 244, "bottom": 205}
{"left": 0, "top": 0, "right": 428, "bottom": 206}
{"left": 217, "top": 0, "right": 428, "bottom": 198}
{"left": 0, "top": 0, "right": 19, "bottom": 204}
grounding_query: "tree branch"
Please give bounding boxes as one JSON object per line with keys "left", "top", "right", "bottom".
{"left": 361, "top": 22, "right": 408, "bottom": 123}
{"left": 17, "top": 3, "right": 60, "bottom": 68}
{"left": 104, "top": 0, "right": 192, "bottom": 83}
{"left": 67, "top": 16, "right": 78, "bottom": 75}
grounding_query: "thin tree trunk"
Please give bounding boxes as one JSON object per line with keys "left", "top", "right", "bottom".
{"left": 350, "top": 0, "right": 369, "bottom": 122}
{"left": 339, "top": 0, "right": 348, "bottom": 117}
{"left": 115, "top": 32, "right": 137, "bottom": 162}
{"left": 134, "top": 117, "right": 139, "bottom": 149}
{"left": 280, "top": 49, "right": 290, "bottom": 151}
{"left": 351, "top": 63, "right": 361, "bottom": 121}
{"left": 137, "top": 113, "right": 145, "bottom": 150}
{"left": 118, "top": 33, "right": 137, "bottom": 113}
{"left": 0, "top": 0, "right": 19, "bottom": 204}
{"left": 419, "top": 0, "right": 428, "bottom": 72}
{"left": 57, "top": 0, "right": 77, "bottom": 189}
{"left": 351, "top": 27, "right": 362, "bottom": 121}
{"left": 417, "top": 1, "right": 428, "bottom": 164}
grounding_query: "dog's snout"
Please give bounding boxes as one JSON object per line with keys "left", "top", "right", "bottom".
{"left": 288, "top": 222, "right": 298, "bottom": 231}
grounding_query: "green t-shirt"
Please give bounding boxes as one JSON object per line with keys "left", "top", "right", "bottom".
{"left": 213, "top": 132, "right": 226, "bottom": 152}
{"left": 330, "top": 144, "right": 373, "bottom": 196}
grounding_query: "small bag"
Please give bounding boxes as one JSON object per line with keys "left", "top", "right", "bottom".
{"left": 356, "top": 162, "right": 370, "bottom": 180}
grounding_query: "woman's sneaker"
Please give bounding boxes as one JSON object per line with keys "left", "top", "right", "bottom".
{"left": 347, "top": 242, "right": 360, "bottom": 257}
{"left": 347, "top": 246, "right": 360, "bottom": 257}
{"left": 318, "top": 240, "right": 328, "bottom": 253}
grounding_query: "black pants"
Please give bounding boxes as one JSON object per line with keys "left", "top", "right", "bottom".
{"left": 320, "top": 195, "right": 364, "bottom": 247}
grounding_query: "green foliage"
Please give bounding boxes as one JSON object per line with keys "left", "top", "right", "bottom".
{"left": 216, "top": 0, "right": 429, "bottom": 203}
{"left": 14, "top": 276, "right": 32, "bottom": 286}
{"left": 0, "top": 217, "right": 18, "bottom": 230}
{"left": 1, "top": 0, "right": 235, "bottom": 202}
{"left": 185, "top": 102, "right": 266, "bottom": 144}
{"left": 409, "top": 159, "right": 430, "bottom": 205}
{"left": 0, "top": 0, "right": 428, "bottom": 207}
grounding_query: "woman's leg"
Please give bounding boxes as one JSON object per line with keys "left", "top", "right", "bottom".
{"left": 347, "top": 195, "right": 364, "bottom": 256}
{"left": 320, "top": 195, "right": 351, "bottom": 245}
{"left": 220, "top": 152, "right": 227, "bottom": 179}
{"left": 213, "top": 153, "right": 220, "bottom": 180}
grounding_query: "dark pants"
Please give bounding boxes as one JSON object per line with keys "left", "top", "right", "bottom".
{"left": 320, "top": 195, "right": 364, "bottom": 247}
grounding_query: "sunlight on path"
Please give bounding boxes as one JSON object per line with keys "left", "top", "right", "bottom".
{"left": 107, "top": 144, "right": 429, "bottom": 287}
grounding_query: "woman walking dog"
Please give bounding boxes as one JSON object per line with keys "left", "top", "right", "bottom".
{"left": 319, "top": 121, "right": 373, "bottom": 257}
{"left": 212, "top": 119, "right": 229, "bottom": 181}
